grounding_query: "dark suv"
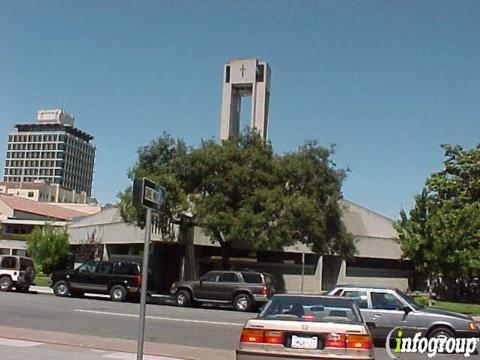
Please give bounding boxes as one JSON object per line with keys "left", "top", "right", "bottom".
{"left": 170, "top": 270, "right": 275, "bottom": 312}
{"left": 50, "top": 260, "right": 142, "bottom": 302}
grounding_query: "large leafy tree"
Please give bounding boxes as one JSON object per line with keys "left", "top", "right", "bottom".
{"left": 27, "top": 225, "right": 72, "bottom": 274}
{"left": 395, "top": 145, "right": 480, "bottom": 296}
{"left": 118, "top": 130, "right": 354, "bottom": 269}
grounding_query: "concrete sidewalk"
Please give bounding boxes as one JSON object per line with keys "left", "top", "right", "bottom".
{"left": 0, "top": 338, "right": 183, "bottom": 360}
{"left": 0, "top": 326, "right": 234, "bottom": 360}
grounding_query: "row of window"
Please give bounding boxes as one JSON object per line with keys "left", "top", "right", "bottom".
{"left": 7, "top": 151, "right": 64, "bottom": 159}
{"left": 8, "top": 143, "right": 65, "bottom": 151}
{"left": 5, "top": 168, "right": 63, "bottom": 176}
{"left": 6, "top": 160, "right": 63, "bottom": 168}
{"left": 3, "top": 176, "right": 61, "bottom": 184}
{"left": 8, "top": 134, "right": 66, "bottom": 143}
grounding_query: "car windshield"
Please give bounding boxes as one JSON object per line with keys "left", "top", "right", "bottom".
{"left": 395, "top": 289, "right": 422, "bottom": 310}
{"left": 259, "top": 296, "right": 362, "bottom": 323}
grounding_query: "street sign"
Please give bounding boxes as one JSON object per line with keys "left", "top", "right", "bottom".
{"left": 132, "top": 178, "right": 165, "bottom": 360}
{"left": 133, "top": 178, "right": 165, "bottom": 211}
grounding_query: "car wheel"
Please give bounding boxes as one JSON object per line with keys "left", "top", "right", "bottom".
{"left": 428, "top": 326, "right": 455, "bottom": 339}
{"left": 175, "top": 290, "right": 191, "bottom": 307}
{"left": 53, "top": 281, "right": 70, "bottom": 297}
{"left": 234, "top": 293, "right": 252, "bottom": 312}
{"left": 110, "top": 285, "right": 127, "bottom": 302}
{"left": 0, "top": 276, "right": 13, "bottom": 292}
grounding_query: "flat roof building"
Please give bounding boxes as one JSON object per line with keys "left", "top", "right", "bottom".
{"left": 3, "top": 109, "right": 96, "bottom": 195}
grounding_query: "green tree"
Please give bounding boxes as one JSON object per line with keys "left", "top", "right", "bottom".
{"left": 118, "top": 130, "right": 355, "bottom": 269}
{"left": 395, "top": 145, "right": 480, "bottom": 298}
{"left": 27, "top": 225, "right": 72, "bottom": 274}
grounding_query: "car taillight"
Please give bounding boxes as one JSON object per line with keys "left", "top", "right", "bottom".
{"left": 325, "top": 333, "right": 346, "bottom": 348}
{"left": 240, "top": 329, "right": 264, "bottom": 343}
{"left": 346, "top": 334, "right": 373, "bottom": 350}
{"left": 261, "top": 286, "right": 268, "bottom": 296}
{"left": 264, "top": 330, "right": 284, "bottom": 344}
{"left": 324, "top": 333, "right": 372, "bottom": 350}
{"left": 134, "top": 275, "right": 142, "bottom": 287}
{"left": 240, "top": 328, "right": 285, "bottom": 344}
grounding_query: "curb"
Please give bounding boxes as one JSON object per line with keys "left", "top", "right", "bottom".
{"left": 30, "top": 286, "right": 175, "bottom": 304}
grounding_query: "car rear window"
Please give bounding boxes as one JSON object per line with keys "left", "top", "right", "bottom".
{"left": 1, "top": 256, "right": 17, "bottom": 269}
{"left": 241, "top": 272, "right": 262, "bottom": 283}
{"left": 20, "top": 258, "right": 34, "bottom": 270}
{"left": 260, "top": 296, "right": 362, "bottom": 323}
{"left": 113, "top": 262, "right": 140, "bottom": 276}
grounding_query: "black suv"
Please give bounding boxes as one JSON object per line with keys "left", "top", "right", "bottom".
{"left": 50, "top": 260, "right": 142, "bottom": 302}
{"left": 170, "top": 270, "right": 275, "bottom": 312}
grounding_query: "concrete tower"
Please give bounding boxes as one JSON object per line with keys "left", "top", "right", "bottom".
{"left": 220, "top": 58, "right": 271, "bottom": 141}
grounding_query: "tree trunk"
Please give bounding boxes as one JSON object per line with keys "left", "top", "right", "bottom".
{"left": 221, "top": 241, "right": 231, "bottom": 270}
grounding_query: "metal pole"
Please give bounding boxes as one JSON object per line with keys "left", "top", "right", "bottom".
{"left": 137, "top": 208, "right": 152, "bottom": 360}
{"left": 301, "top": 253, "right": 305, "bottom": 294}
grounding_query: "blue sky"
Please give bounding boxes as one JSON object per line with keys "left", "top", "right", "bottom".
{"left": 1, "top": 0, "right": 479, "bottom": 219}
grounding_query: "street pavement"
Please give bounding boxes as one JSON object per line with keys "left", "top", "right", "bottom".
{"left": 1, "top": 290, "right": 478, "bottom": 359}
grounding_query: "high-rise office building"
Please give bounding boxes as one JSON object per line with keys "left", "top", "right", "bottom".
{"left": 3, "top": 109, "right": 96, "bottom": 195}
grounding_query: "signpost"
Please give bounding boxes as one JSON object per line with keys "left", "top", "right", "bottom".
{"left": 133, "top": 178, "right": 165, "bottom": 360}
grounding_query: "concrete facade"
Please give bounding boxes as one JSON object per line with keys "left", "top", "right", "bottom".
{"left": 220, "top": 58, "right": 271, "bottom": 141}
{"left": 3, "top": 109, "right": 96, "bottom": 195}
{"left": 0, "top": 180, "right": 94, "bottom": 204}
{"left": 66, "top": 200, "right": 412, "bottom": 294}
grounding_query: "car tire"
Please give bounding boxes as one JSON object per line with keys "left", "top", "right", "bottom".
{"left": 53, "top": 281, "right": 70, "bottom": 297}
{"left": 428, "top": 326, "right": 455, "bottom": 339}
{"left": 24, "top": 266, "right": 35, "bottom": 284}
{"left": 0, "top": 276, "right": 13, "bottom": 292}
{"left": 234, "top": 293, "right": 252, "bottom": 312}
{"left": 110, "top": 285, "right": 127, "bottom": 302}
{"left": 175, "top": 289, "right": 191, "bottom": 307}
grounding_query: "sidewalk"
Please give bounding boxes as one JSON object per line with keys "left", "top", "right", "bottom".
{"left": 0, "top": 326, "right": 234, "bottom": 360}
{"left": 0, "top": 337, "right": 185, "bottom": 360}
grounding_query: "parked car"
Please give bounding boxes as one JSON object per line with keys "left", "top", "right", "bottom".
{"left": 328, "top": 285, "right": 480, "bottom": 341}
{"left": 0, "top": 255, "right": 36, "bottom": 292}
{"left": 236, "top": 294, "right": 374, "bottom": 360}
{"left": 170, "top": 270, "right": 275, "bottom": 312}
{"left": 50, "top": 260, "right": 142, "bottom": 302}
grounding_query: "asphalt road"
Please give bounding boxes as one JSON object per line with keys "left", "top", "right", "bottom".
{"left": 0, "top": 291, "right": 474, "bottom": 359}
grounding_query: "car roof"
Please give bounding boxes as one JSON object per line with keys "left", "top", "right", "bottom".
{"left": 273, "top": 294, "right": 355, "bottom": 301}
{"left": 334, "top": 284, "right": 397, "bottom": 291}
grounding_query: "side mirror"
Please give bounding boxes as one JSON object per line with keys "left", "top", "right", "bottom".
{"left": 401, "top": 306, "right": 412, "bottom": 314}
{"left": 366, "top": 322, "right": 376, "bottom": 330}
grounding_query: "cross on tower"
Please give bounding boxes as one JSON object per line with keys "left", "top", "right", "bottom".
{"left": 240, "top": 64, "right": 246, "bottom": 77}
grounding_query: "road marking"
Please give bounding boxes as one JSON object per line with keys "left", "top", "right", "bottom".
{"left": 104, "top": 352, "right": 183, "bottom": 360}
{"left": 74, "top": 309, "right": 244, "bottom": 327}
{"left": 0, "top": 338, "right": 43, "bottom": 347}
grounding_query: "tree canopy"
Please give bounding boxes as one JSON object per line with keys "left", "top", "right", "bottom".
{"left": 27, "top": 225, "right": 72, "bottom": 274}
{"left": 395, "top": 144, "right": 480, "bottom": 290}
{"left": 118, "top": 130, "right": 355, "bottom": 268}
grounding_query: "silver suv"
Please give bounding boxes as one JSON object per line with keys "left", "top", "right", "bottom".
{"left": 0, "top": 255, "right": 36, "bottom": 292}
{"left": 328, "top": 285, "right": 479, "bottom": 341}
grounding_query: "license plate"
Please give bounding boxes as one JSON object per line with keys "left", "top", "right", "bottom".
{"left": 291, "top": 335, "right": 318, "bottom": 349}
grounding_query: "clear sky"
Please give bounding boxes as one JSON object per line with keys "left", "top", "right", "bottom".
{"left": 1, "top": 0, "right": 479, "bottom": 219}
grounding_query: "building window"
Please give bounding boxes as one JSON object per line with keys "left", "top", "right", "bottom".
{"left": 256, "top": 64, "right": 265, "bottom": 82}
{"left": 28, "top": 191, "right": 34, "bottom": 198}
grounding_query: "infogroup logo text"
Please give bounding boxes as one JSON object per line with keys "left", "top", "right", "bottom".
{"left": 386, "top": 328, "right": 478, "bottom": 358}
